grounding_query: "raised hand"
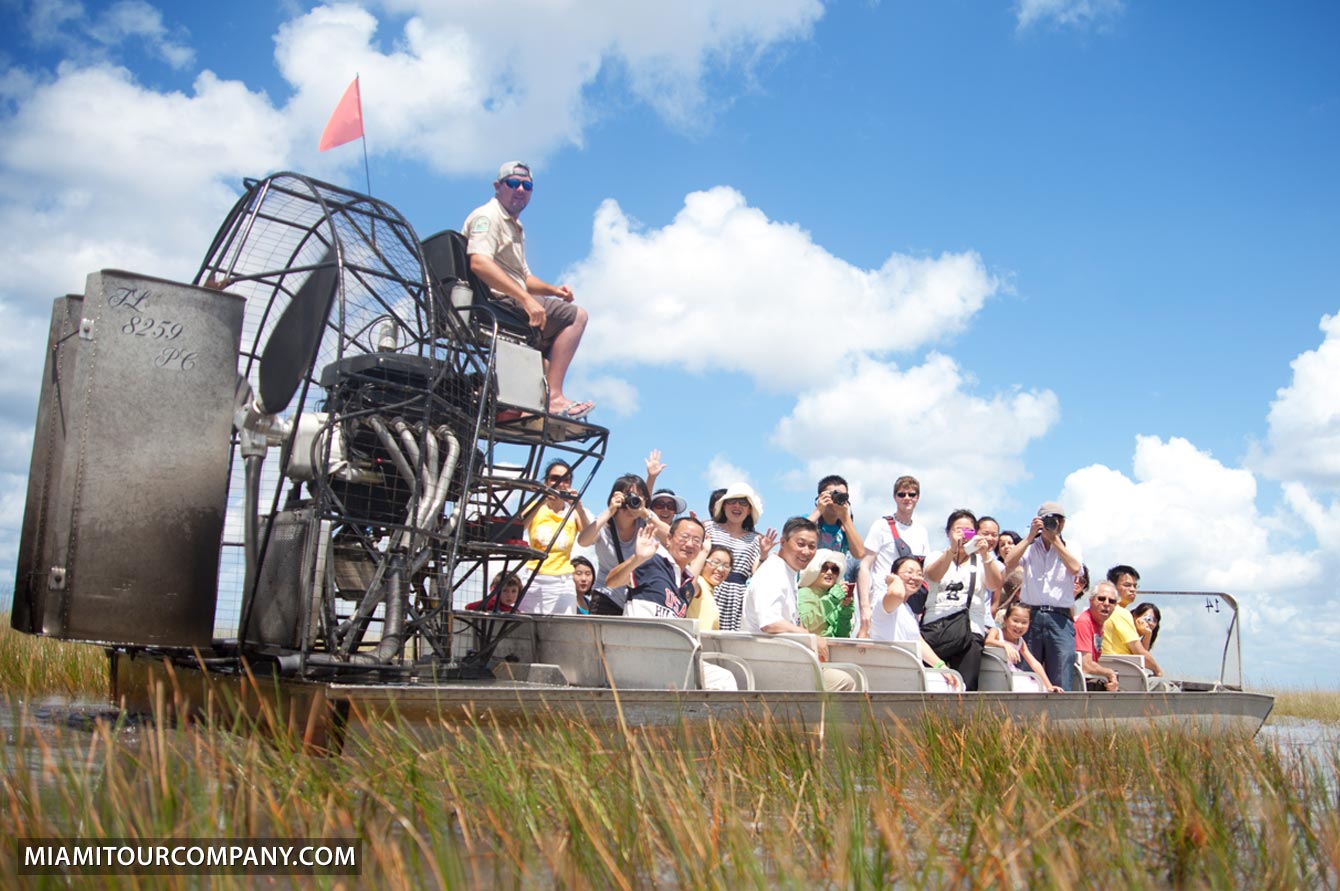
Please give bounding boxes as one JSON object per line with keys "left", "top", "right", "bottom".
{"left": 644, "top": 449, "right": 666, "bottom": 479}
{"left": 758, "top": 528, "right": 779, "bottom": 556}
{"left": 634, "top": 523, "right": 659, "bottom": 560}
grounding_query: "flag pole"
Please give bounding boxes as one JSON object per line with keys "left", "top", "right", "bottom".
{"left": 356, "top": 74, "right": 373, "bottom": 199}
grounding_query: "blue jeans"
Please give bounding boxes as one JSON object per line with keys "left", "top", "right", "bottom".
{"left": 1024, "top": 607, "right": 1075, "bottom": 692}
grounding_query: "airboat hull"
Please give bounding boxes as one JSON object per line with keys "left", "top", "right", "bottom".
{"left": 109, "top": 650, "right": 1275, "bottom": 752}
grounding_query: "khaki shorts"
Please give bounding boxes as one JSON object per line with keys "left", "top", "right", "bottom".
{"left": 493, "top": 293, "right": 578, "bottom": 355}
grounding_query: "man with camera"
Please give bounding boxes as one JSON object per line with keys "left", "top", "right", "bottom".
{"left": 807, "top": 475, "right": 866, "bottom": 630}
{"left": 1002, "top": 501, "right": 1084, "bottom": 691}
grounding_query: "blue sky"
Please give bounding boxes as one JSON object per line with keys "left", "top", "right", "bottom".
{"left": 1, "top": 0, "right": 1337, "bottom": 686}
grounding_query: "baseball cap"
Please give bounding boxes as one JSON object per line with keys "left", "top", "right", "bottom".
{"left": 1037, "top": 501, "right": 1065, "bottom": 518}
{"left": 497, "top": 161, "right": 531, "bottom": 181}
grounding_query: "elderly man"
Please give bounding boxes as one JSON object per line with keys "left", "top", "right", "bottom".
{"left": 857, "top": 474, "right": 929, "bottom": 638}
{"left": 463, "top": 161, "right": 592, "bottom": 419}
{"left": 1075, "top": 582, "right": 1120, "bottom": 691}
{"left": 606, "top": 518, "right": 737, "bottom": 690}
{"left": 1002, "top": 500, "right": 1084, "bottom": 692}
{"left": 1102, "top": 564, "right": 1163, "bottom": 677}
{"left": 741, "top": 517, "right": 857, "bottom": 692}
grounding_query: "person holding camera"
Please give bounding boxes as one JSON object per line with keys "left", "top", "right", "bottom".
{"left": 918, "top": 509, "right": 1004, "bottom": 690}
{"left": 576, "top": 473, "right": 670, "bottom": 615}
{"left": 809, "top": 475, "right": 867, "bottom": 562}
{"left": 1002, "top": 501, "right": 1084, "bottom": 691}
{"left": 520, "top": 460, "right": 592, "bottom": 614}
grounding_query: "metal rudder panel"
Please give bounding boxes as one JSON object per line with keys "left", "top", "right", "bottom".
{"left": 15, "top": 270, "right": 246, "bottom": 647}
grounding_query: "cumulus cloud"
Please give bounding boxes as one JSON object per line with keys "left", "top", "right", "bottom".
{"left": 1059, "top": 435, "right": 1340, "bottom": 682}
{"left": 0, "top": 64, "right": 289, "bottom": 478}
{"left": 25, "top": 0, "right": 195, "bottom": 69}
{"left": 771, "top": 353, "right": 1059, "bottom": 527}
{"left": 1015, "top": 0, "right": 1125, "bottom": 30}
{"left": 570, "top": 373, "right": 640, "bottom": 419}
{"left": 276, "top": 0, "right": 824, "bottom": 173}
{"left": 568, "top": 188, "right": 1000, "bottom": 389}
{"left": 1254, "top": 313, "right": 1340, "bottom": 489}
{"left": 705, "top": 455, "right": 755, "bottom": 492}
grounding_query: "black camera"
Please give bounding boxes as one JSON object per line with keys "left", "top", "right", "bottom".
{"left": 1042, "top": 514, "right": 1060, "bottom": 531}
{"left": 830, "top": 491, "right": 849, "bottom": 505}
{"left": 623, "top": 493, "right": 642, "bottom": 509}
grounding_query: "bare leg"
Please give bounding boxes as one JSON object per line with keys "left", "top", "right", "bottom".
{"left": 545, "top": 305, "right": 589, "bottom": 412}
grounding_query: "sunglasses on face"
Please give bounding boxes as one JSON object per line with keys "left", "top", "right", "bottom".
{"left": 724, "top": 498, "right": 750, "bottom": 508}
{"left": 1094, "top": 597, "right": 1117, "bottom": 605}
{"left": 896, "top": 492, "right": 919, "bottom": 499}
{"left": 502, "top": 177, "right": 533, "bottom": 191}
{"left": 650, "top": 500, "right": 677, "bottom": 511}
{"left": 820, "top": 564, "right": 842, "bottom": 574}
{"left": 547, "top": 473, "right": 572, "bottom": 484}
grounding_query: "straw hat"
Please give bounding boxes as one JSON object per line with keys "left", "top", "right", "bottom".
{"left": 711, "top": 482, "right": 763, "bottom": 525}
{"left": 798, "top": 549, "right": 847, "bottom": 590}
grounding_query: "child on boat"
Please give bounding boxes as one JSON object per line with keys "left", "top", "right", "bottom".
{"left": 985, "top": 602, "right": 1065, "bottom": 692}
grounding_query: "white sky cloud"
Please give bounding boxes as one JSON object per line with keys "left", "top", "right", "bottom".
{"left": 704, "top": 455, "right": 755, "bottom": 494}
{"left": 1059, "top": 434, "right": 1339, "bottom": 681}
{"left": 275, "top": 0, "right": 824, "bottom": 173}
{"left": 1254, "top": 313, "right": 1340, "bottom": 489}
{"left": 568, "top": 188, "right": 1000, "bottom": 390}
{"left": 1015, "top": 0, "right": 1125, "bottom": 30}
{"left": 772, "top": 353, "right": 1060, "bottom": 529}
{"left": 26, "top": 0, "right": 195, "bottom": 69}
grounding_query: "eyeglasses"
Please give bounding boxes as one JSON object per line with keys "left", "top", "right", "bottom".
{"left": 1093, "top": 597, "right": 1117, "bottom": 605}
{"left": 672, "top": 533, "right": 703, "bottom": 546}
{"left": 705, "top": 559, "right": 731, "bottom": 571}
{"left": 896, "top": 492, "right": 919, "bottom": 499}
{"left": 502, "top": 177, "right": 533, "bottom": 191}
{"left": 650, "top": 500, "right": 677, "bottom": 511}
{"left": 723, "top": 497, "right": 750, "bottom": 508}
{"left": 546, "top": 473, "right": 571, "bottom": 484}
{"left": 820, "top": 563, "right": 841, "bottom": 574}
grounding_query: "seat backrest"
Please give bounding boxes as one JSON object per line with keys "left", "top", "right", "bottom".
{"left": 531, "top": 615, "right": 702, "bottom": 690}
{"left": 420, "top": 229, "right": 533, "bottom": 340}
{"left": 1099, "top": 654, "right": 1153, "bottom": 692}
{"left": 980, "top": 645, "right": 1046, "bottom": 693}
{"left": 826, "top": 639, "right": 927, "bottom": 692}
{"left": 700, "top": 631, "right": 825, "bottom": 691}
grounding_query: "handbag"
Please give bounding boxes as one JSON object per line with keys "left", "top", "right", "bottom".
{"left": 919, "top": 558, "right": 978, "bottom": 659}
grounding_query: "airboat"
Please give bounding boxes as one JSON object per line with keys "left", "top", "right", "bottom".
{"left": 10, "top": 172, "right": 1273, "bottom": 749}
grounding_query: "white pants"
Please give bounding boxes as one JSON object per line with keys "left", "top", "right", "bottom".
{"left": 520, "top": 572, "right": 578, "bottom": 615}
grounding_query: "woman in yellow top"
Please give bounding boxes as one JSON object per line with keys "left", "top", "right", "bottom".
{"left": 687, "top": 544, "right": 732, "bottom": 631}
{"left": 521, "top": 460, "right": 592, "bottom": 615}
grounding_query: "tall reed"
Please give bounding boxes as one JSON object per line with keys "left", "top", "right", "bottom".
{"left": 3, "top": 689, "right": 1337, "bottom": 890}
{"left": 0, "top": 616, "right": 107, "bottom": 701}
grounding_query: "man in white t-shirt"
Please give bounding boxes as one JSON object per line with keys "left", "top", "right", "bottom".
{"left": 741, "top": 517, "right": 857, "bottom": 692}
{"left": 857, "top": 475, "right": 929, "bottom": 638}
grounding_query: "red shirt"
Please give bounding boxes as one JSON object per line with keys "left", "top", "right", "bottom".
{"left": 1074, "top": 609, "right": 1105, "bottom": 658}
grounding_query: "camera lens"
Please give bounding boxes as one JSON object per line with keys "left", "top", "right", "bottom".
{"left": 624, "top": 494, "right": 642, "bottom": 509}
{"left": 831, "top": 491, "right": 848, "bottom": 505}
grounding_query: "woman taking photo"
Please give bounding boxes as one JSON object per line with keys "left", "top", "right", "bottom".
{"left": 576, "top": 473, "right": 668, "bottom": 615}
{"left": 920, "top": 509, "right": 1003, "bottom": 690}
{"left": 520, "top": 460, "right": 592, "bottom": 615}
{"left": 698, "top": 482, "right": 776, "bottom": 631}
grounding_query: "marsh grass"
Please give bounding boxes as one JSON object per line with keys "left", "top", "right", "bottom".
{"left": 1268, "top": 688, "right": 1340, "bottom": 725}
{"left": 0, "top": 615, "right": 107, "bottom": 701}
{"left": 3, "top": 687, "right": 1339, "bottom": 890}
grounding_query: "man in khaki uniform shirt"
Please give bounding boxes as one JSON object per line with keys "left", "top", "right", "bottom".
{"left": 463, "top": 161, "right": 592, "bottom": 419}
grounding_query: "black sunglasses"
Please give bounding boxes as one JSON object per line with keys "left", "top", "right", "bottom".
{"left": 503, "top": 177, "right": 533, "bottom": 191}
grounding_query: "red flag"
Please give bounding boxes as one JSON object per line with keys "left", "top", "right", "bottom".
{"left": 318, "top": 77, "right": 363, "bottom": 152}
